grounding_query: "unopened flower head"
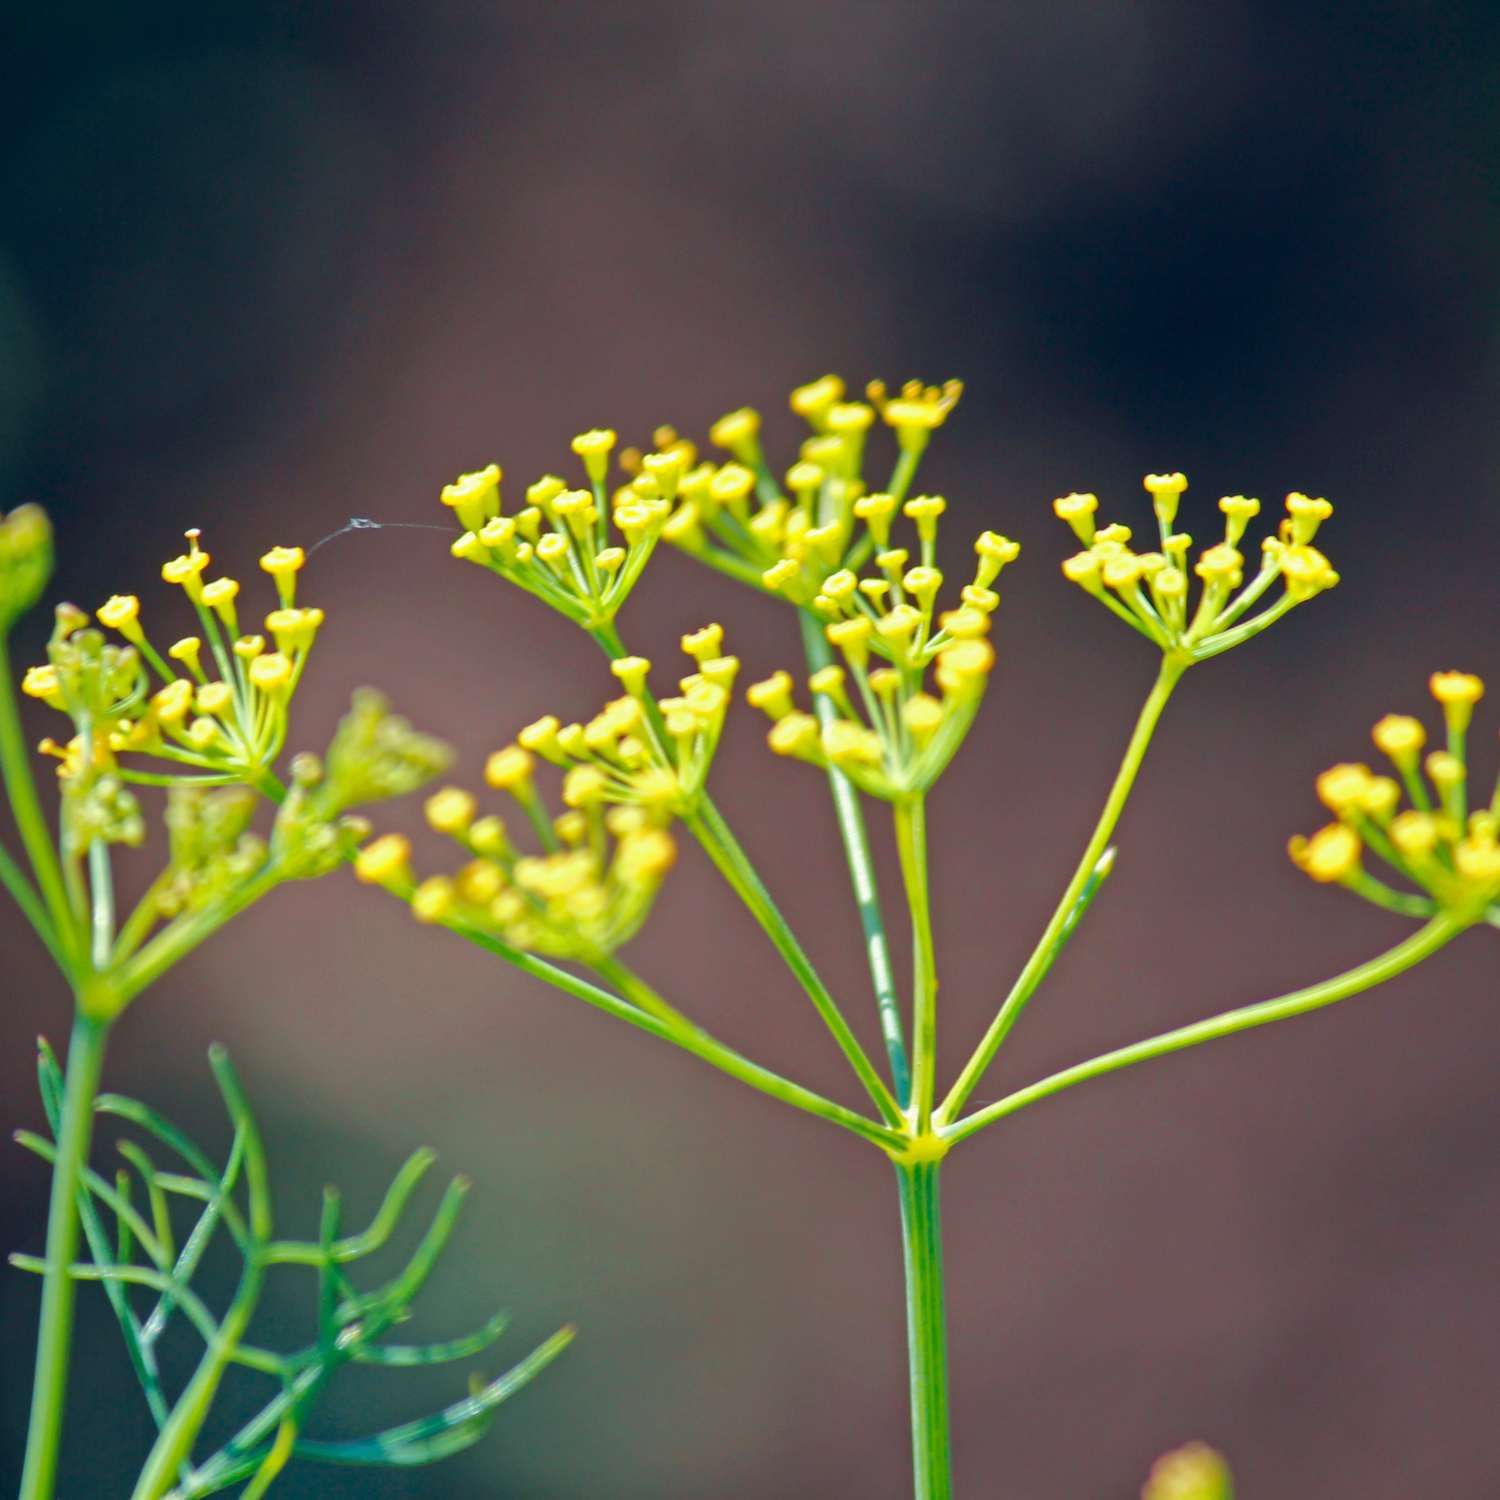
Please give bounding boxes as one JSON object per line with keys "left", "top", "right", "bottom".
{"left": 663, "top": 375, "right": 963, "bottom": 607}
{"left": 0, "top": 504, "right": 53, "bottom": 631}
{"left": 746, "top": 530, "right": 1013, "bottom": 800}
{"left": 1056, "top": 476, "right": 1338, "bottom": 664}
{"left": 445, "top": 437, "right": 672, "bottom": 629}
{"left": 23, "top": 530, "right": 325, "bottom": 788}
{"left": 1141, "top": 1443, "right": 1233, "bottom": 1500}
{"left": 1289, "top": 670, "right": 1500, "bottom": 922}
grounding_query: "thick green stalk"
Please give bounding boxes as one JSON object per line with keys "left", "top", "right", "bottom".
{"left": 940, "top": 655, "right": 1186, "bottom": 1122}
{"left": 896, "top": 1160, "right": 953, "bottom": 1500}
{"left": 800, "top": 609, "right": 910, "bottom": 1104}
{"left": 18, "top": 1012, "right": 111, "bottom": 1500}
{"left": 945, "top": 913, "right": 1464, "bottom": 1145}
{"left": 894, "top": 798, "right": 937, "bottom": 1130}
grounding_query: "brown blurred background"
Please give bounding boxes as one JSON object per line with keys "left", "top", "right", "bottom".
{"left": 3, "top": 2, "right": 1500, "bottom": 1495}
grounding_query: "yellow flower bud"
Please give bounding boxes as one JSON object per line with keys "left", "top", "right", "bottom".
{"left": 1218, "top": 494, "right": 1260, "bottom": 546}
{"left": 354, "top": 833, "right": 412, "bottom": 887}
{"left": 822, "top": 719, "right": 883, "bottom": 766}
{"left": 258, "top": 545, "right": 305, "bottom": 608}
{"left": 747, "top": 671, "right": 795, "bottom": 720}
{"left": 1194, "top": 543, "right": 1243, "bottom": 586}
{"left": 485, "top": 745, "right": 535, "bottom": 791}
{"left": 425, "top": 786, "right": 477, "bottom": 834}
{"left": 440, "top": 464, "right": 502, "bottom": 533}
{"left": 903, "top": 693, "right": 944, "bottom": 744}
{"left": 762, "top": 558, "right": 801, "bottom": 593}
{"left": 1425, "top": 750, "right": 1464, "bottom": 790}
{"left": 789, "top": 375, "right": 845, "bottom": 428}
{"left": 196, "top": 682, "right": 232, "bottom": 716}
{"left": 162, "top": 531, "right": 211, "bottom": 598}
{"left": 768, "top": 711, "right": 821, "bottom": 757}
{"left": 1430, "top": 671, "right": 1484, "bottom": 733}
{"left": 248, "top": 651, "right": 292, "bottom": 694}
{"left": 201, "top": 576, "right": 241, "bottom": 617}
{"left": 709, "top": 407, "right": 763, "bottom": 462}
{"left": 681, "top": 624, "right": 724, "bottom": 664}
{"left": 608, "top": 656, "right": 652, "bottom": 697}
{"left": 1143, "top": 472, "right": 1188, "bottom": 526}
{"left": 903, "top": 495, "right": 946, "bottom": 545}
{"left": 935, "top": 638, "right": 994, "bottom": 695}
{"left": 562, "top": 764, "right": 609, "bottom": 808}
{"left": 518, "top": 714, "right": 564, "bottom": 758}
{"left": 1052, "top": 493, "right": 1098, "bottom": 544}
{"left": 1284, "top": 492, "right": 1333, "bottom": 544}
{"left": 1372, "top": 713, "right": 1425, "bottom": 765}
{"left": 411, "top": 876, "right": 456, "bottom": 924}
{"left": 854, "top": 491, "right": 898, "bottom": 548}
{"left": 1315, "top": 762, "right": 1372, "bottom": 815}
{"left": 22, "top": 663, "right": 64, "bottom": 707}
{"left": 1061, "top": 552, "right": 1103, "bottom": 593}
{"left": 97, "top": 594, "right": 142, "bottom": 639}
{"left": 708, "top": 463, "right": 756, "bottom": 512}
{"left": 1455, "top": 838, "right": 1500, "bottom": 887}
{"left": 152, "top": 679, "right": 194, "bottom": 725}
{"left": 1389, "top": 809, "right": 1439, "bottom": 859}
{"left": 1290, "top": 823, "right": 1361, "bottom": 883}
{"left": 570, "top": 429, "right": 617, "bottom": 485}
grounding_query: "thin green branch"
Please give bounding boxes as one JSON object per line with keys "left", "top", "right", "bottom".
{"left": 800, "top": 608, "right": 910, "bottom": 1105}
{"left": 939, "top": 655, "right": 1186, "bottom": 1124}
{"left": 945, "top": 914, "right": 1465, "bottom": 1145}
{"left": 0, "top": 633, "right": 77, "bottom": 969}
{"left": 687, "top": 800, "right": 904, "bottom": 1127}
{"left": 587, "top": 617, "right": 903, "bottom": 1127}
{"left": 894, "top": 798, "right": 937, "bottom": 1130}
{"left": 0, "top": 837, "right": 65, "bottom": 969}
{"left": 442, "top": 915, "right": 903, "bottom": 1150}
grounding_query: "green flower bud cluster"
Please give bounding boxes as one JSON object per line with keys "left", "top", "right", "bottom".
{"left": 0, "top": 503, "right": 52, "bottom": 631}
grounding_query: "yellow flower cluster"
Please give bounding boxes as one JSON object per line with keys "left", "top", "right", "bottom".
{"left": 510, "top": 624, "right": 738, "bottom": 818}
{"left": 355, "top": 789, "right": 678, "bottom": 964}
{"left": 1289, "top": 671, "right": 1500, "bottom": 921}
{"left": 745, "top": 524, "right": 1015, "bottom": 801}
{"left": 660, "top": 375, "right": 963, "bottom": 605}
{"left": 446, "top": 446, "right": 671, "bottom": 628}
{"left": 22, "top": 532, "right": 321, "bottom": 787}
{"left": 1056, "top": 476, "right": 1338, "bottom": 661}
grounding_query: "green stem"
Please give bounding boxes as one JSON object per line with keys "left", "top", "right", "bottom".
{"left": 87, "top": 839, "right": 114, "bottom": 970}
{"left": 896, "top": 1160, "right": 952, "bottom": 1500}
{"left": 940, "top": 655, "right": 1186, "bottom": 1123}
{"left": 687, "top": 800, "right": 904, "bottom": 1127}
{"left": 801, "top": 609, "right": 910, "bottom": 1105}
{"left": 894, "top": 798, "right": 937, "bottom": 1130}
{"left": 0, "top": 839, "right": 65, "bottom": 969}
{"left": 18, "top": 1011, "right": 111, "bottom": 1500}
{"left": 945, "top": 914, "right": 1464, "bottom": 1145}
{"left": 0, "top": 634, "right": 77, "bottom": 969}
{"left": 448, "top": 918, "right": 904, "bottom": 1151}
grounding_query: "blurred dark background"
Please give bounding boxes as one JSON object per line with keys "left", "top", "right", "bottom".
{"left": 3, "top": 2, "right": 1500, "bottom": 1495}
